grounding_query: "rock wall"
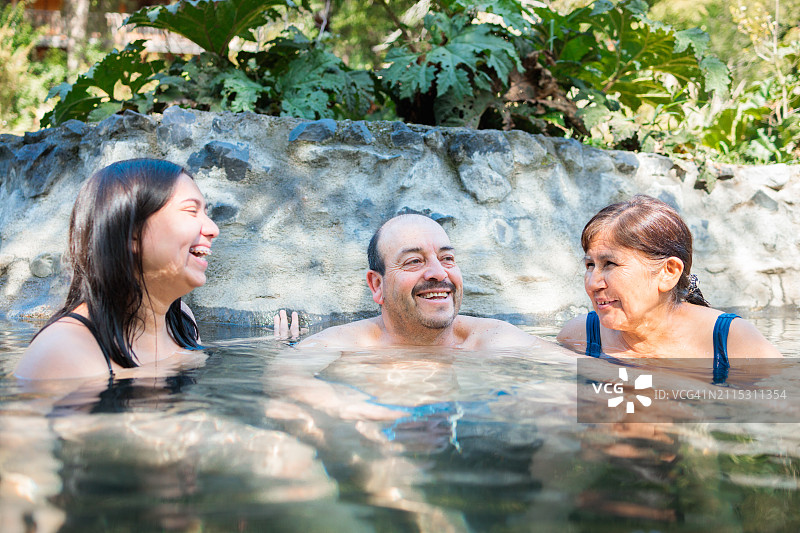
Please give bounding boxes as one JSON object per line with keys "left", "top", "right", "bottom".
{"left": 0, "top": 108, "right": 798, "bottom": 325}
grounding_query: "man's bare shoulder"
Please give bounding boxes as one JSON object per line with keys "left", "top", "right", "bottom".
{"left": 296, "top": 317, "right": 383, "bottom": 349}
{"left": 455, "top": 316, "right": 541, "bottom": 349}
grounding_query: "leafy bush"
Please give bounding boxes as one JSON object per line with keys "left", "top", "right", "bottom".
{"left": 534, "top": 0, "right": 728, "bottom": 145}
{"left": 702, "top": 75, "right": 800, "bottom": 163}
{"left": 379, "top": 3, "right": 524, "bottom": 128}
{"left": 0, "top": 1, "right": 67, "bottom": 133}
{"left": 47, "top": 0, "right": 776, "bottom": 165}
{"left": 698, "top": 1, "right": 799, "bottom": 162}
{"left": 42, "top": 41, "right": 164, "bottom": 126}
{"left": 377, "top": 0, "right": 729, "bottom": 151}
{"left": 42, "top": 0, "right": 373, "bottom": 126}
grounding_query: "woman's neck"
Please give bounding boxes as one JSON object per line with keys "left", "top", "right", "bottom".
{"left": 617, "top": 302, "right": 687, "bottom": 357}
{"left": 133, "top": 297, "right": 178, "bottom": 364}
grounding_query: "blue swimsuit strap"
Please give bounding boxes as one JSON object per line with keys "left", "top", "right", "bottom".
{"left": 712, "top": 313, "right": 739, "bottom": 384}
{"left": 585, "top": 311, "right": 603, "bottom": 358}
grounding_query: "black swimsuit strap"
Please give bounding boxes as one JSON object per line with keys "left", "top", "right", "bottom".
{"left": 66, "top": 313, "right": 114, "bottom": 376}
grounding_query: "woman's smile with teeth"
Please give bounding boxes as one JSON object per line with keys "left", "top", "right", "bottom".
{"left": 190, "top": 246, "right": 211, "bottom": 257}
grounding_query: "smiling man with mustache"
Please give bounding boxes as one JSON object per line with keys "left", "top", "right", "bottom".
{"left": 296, "top": 214, "right": 539, "bottom": 349}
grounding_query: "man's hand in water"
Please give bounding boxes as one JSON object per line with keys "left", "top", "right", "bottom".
{"left": 273, "top": 309, "right": 306, "bottom": 342}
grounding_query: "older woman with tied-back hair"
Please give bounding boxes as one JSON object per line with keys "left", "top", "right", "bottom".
{"left": 15, "top": 159, "right": 220, "bottom": 380}
{"left": 557, "top": 195, "right": 781, "bottom": 367}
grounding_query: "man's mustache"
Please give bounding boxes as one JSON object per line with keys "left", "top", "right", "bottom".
{"left": 413, "top": 280, "right": 457, "bottom": 296}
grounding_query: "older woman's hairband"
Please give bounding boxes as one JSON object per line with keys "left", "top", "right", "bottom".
{"left": 687, "top": 274, "right": 700, "bottom": 297}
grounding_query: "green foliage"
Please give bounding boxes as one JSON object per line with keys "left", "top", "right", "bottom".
{"left": 42, "top": 0, "right": 795, "bottom": 165}
{"left": 523, "top": 0, "right": 729, "bottom": 147}
{"left": 375, "top": 0, "right": 728, "bottom": 145}
{"left": 702, "top": 70, "right": 800, "bottom": 163}
{"left": 44, "top": 0, "right": 371, "bottom": 125}
{"left": 648, "top": 0, "right": 800, "bottom": 162}
{"left": 149, "top": 53, "right": 234, "bottom": 113}
{"left": 124, "top": 0, "right": 300, "bottom": 60}
{"left": 267, "top": 30, "right": 374, "bottom": 119}
{"left": 650, "top": 0, "right": 800, "bottom": 81}
{"left": 42, "top": 41, "right": 164, "bottom": 126}
{"left": 380, "top": 2, "right": 525, "bottom": 127}
{"left": 0, "top": 1, "right": 67, "bottom": 133}
{"left": 145, "top": 28, "right": 375, "bottom": 119}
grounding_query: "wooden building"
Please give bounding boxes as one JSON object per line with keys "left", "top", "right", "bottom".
{"left": 21, "top": 0, "right": 202, "bottom": 54}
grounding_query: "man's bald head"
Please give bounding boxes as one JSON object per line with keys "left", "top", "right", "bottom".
{"left": 367, "top": 214, "right": 445, "bottom": 274}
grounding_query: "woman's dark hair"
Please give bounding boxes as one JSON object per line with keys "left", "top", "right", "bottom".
{"left": 581, "top": 194, "right": 710, "bottom": 307}
{"left": 36, "top": 158, "right": 201, "bottom": 368}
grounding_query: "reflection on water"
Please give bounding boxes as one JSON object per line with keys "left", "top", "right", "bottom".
{"left": 0, "top": 316, "right": 798, "bottom": 532}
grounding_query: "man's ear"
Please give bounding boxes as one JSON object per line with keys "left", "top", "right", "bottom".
{"left": 658, "top": 257, "right": 684, "bottom": 293}
{"left": 366, "top": 270, "right": 384, "bottom": 305}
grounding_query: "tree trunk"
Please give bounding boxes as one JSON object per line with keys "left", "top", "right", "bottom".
{"left": 63, "top": 0, "right": 90, "bottom": 75}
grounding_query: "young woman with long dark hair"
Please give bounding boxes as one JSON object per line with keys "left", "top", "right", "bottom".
{"left": 15, "top": 158, "right": 219, "bottom": 379}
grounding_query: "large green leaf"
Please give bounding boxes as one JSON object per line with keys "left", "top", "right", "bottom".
{"left": 382, "top": 47, "right": 437, "bottom": 100}
{"left": 41, "top": 87, "right": 105, "bottom": 127}
{"left": 82, "top": 42, "right": 164, "bottom": 95}
{"left": 699, "top": 56, "right": 730, "bottom": 96}
{"left": 124, "top": 0, "right": 299, "bottom": 58}
{"left": 382, "top": 14, "right": 519, "bottom": 103}
{"left": 42, "top": 41, "right": 162, "bottom": 126}
{"left": 450, "top": 0, "right": 535, "bottom": 33}
{"left": 215, "top": 69, "right": 269, "bottom": 112}
{"left": 434, "top": 87, "right": 496, "bottom": 127}
{"left": 674, "top": 27, "right": 710, "bottom": 58}
{"left": 275, "top": 46, "right": 374, "bottom": 119}
{"left": 428, "top": 54, "right": 471, "bottom": 99}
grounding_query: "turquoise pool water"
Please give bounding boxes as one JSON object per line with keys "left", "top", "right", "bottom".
{"left": 0, "top": 316, "right": 798, "bottom": 532}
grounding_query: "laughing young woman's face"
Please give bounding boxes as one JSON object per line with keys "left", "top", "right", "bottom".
{"left": 140, "top": 173, "right": 220, "bottom": 303}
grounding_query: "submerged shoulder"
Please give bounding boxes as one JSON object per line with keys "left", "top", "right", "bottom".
{"left": 725, "top": 315, "right": 782, "bottom": 358}
{"left": 556, "top": 314, "right": 589, "bottom": 353}
{"left": 457, "top": 316, "right": 539, "bottom": 349}
{"left": 687, "top": 305, "right": 781, "bottom": 358}
{"left": 14, "top": 317, "right": 110, "bottom": 380}
{"left": 296, "top": 318, "right": 381, "bottom": 349}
